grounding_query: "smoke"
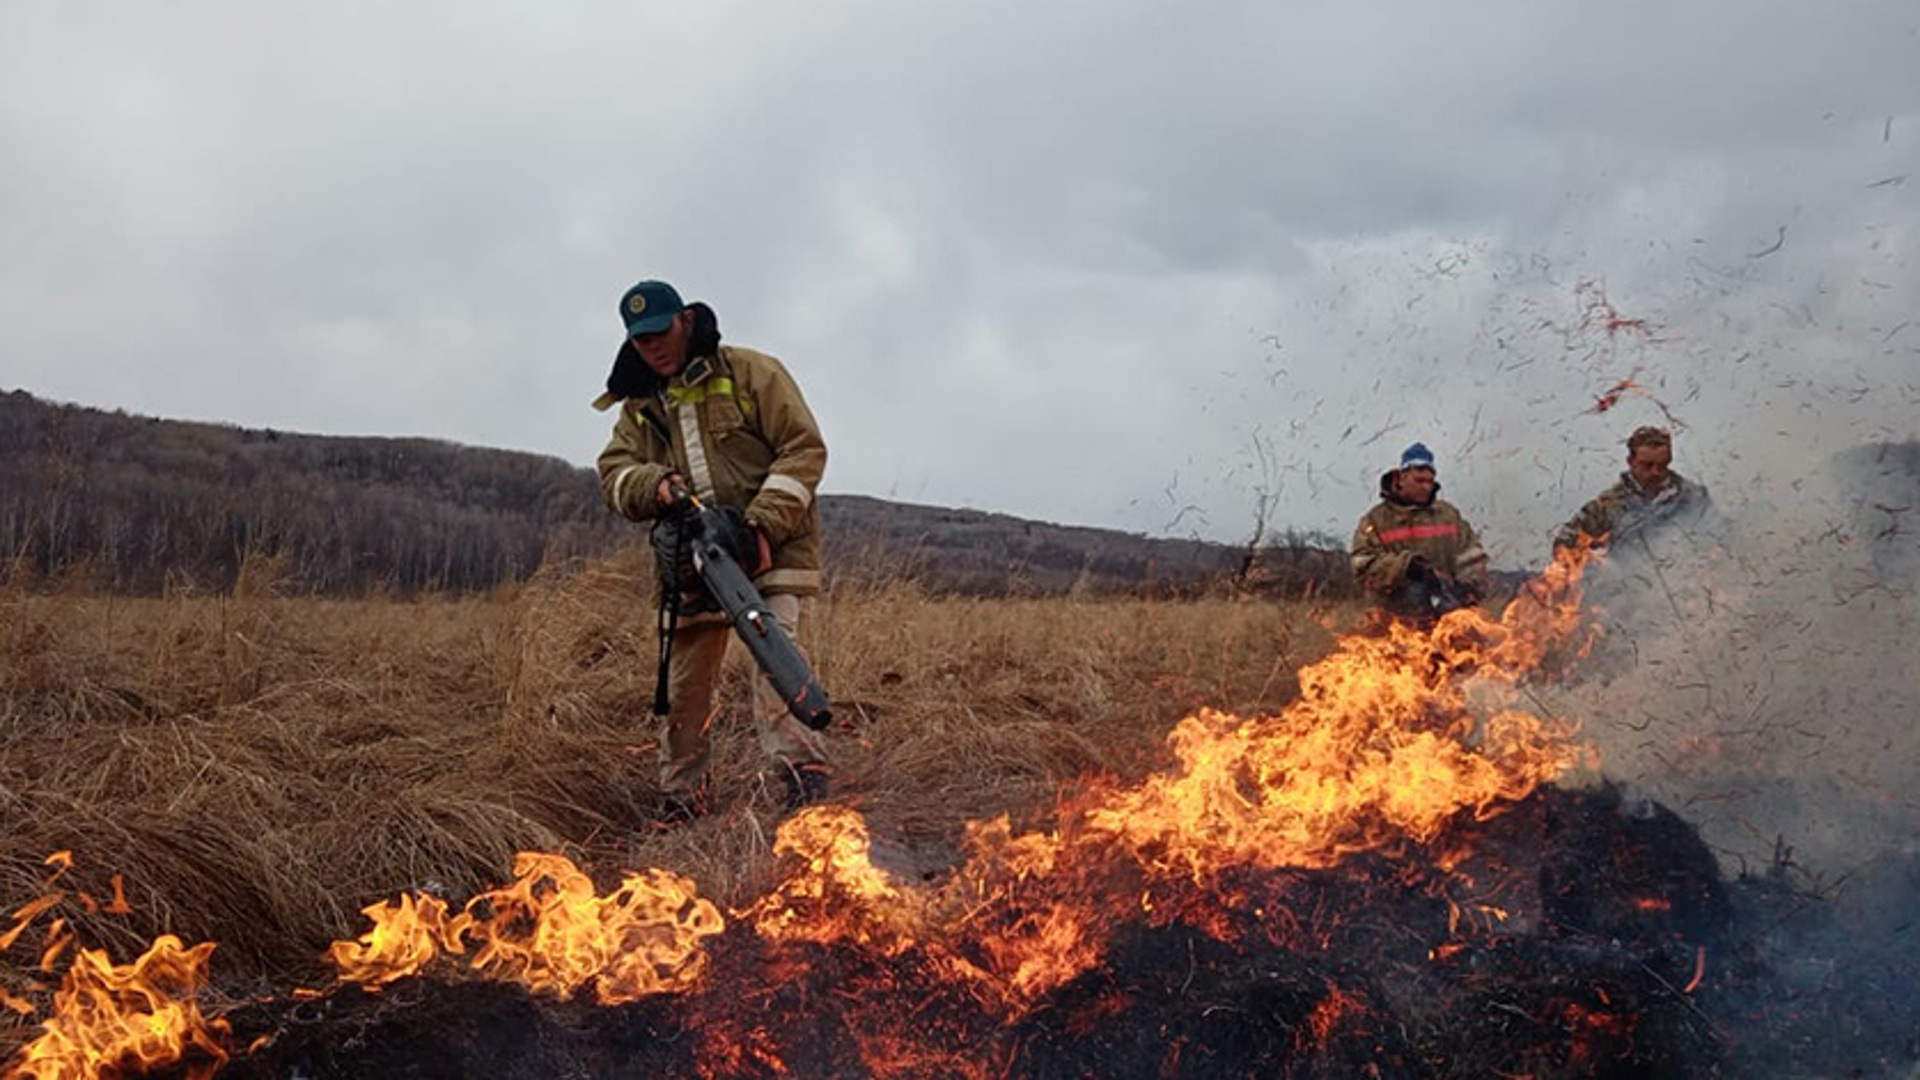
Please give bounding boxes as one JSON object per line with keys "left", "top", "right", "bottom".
{"left": 1543, "top": 441, "right": 1919, "bottom": 885}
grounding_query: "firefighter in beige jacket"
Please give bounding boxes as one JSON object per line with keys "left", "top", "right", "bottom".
{"left": 1350, "top": 442, "right": 1489, "bottom": 620}
{"left": 593, "top": 279, "right": 828, "bottom": 823}
{"left": 1551, "top": 426, "right": 1712, "bottom": 555}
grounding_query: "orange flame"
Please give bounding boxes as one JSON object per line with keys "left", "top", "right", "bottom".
{"left": 9, "top": 544, "right": 1604, "bottom": 1073}
{"left": 747, "top": 806, "right": 926, "bottom": 956}
{"left": 0, "top": 898, "right": 61, "bottom": 956}
{"left": 732, "top": 546, "right": 1602, "bottom": 1010}
{"left": 100, "top": 881, "right": 131, "bottom": 919}
{"left": 1083, "top": 546, "right": 1594, "bottom": 876}
{"left": 6, "top": 936, "right": 229, "bottom": 1080}
{"left": 328, "top": 851, "right": 725, "bottom": 1003}
{"left": 326, "top": 891, "right": 470, "bottom": 988}
{"left": 6, "top": 854, "right": 230, "bottom": 1080}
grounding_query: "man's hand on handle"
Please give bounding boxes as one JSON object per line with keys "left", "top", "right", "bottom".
{"left": 654, "top": 473, "right": 773, "bottom": 577}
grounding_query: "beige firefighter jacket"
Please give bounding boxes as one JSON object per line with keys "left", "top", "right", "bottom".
{"left": 594, "top": 344, "right": 826, "bottom": 595}
{"left": 1551, "top": 471, "right": 1711, "bottom": 553}
{"left": 1350, "top": 476, "right": 1490, "bottom": 601}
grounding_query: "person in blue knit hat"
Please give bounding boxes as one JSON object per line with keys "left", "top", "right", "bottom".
{"left": 1350, "top": 442, "right": 1490, "bottom": 620}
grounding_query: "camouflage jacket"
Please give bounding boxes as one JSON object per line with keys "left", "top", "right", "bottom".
{"left": 1350, "top": 475, "right": 1490, "bottom": 602}
{"left": 1551, "top": 471, "right": 1710, "bottom": 554}
{"left": 594, "top": 343, "right": 827, "bottom": 595}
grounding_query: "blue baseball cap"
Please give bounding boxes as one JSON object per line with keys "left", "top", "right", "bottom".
{"left": 1400, "top": 442, "right": 1436, "bottom": 470}
{"left": 619, "top": 279, "right": 685, "bottom": 337}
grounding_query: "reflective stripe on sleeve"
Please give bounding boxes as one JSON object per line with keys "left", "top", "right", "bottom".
{"left": 609, "top": 464, "right": 644, "bottom": 512}
{"left": 760, "top": 472, "right": 813, "bottom": 508}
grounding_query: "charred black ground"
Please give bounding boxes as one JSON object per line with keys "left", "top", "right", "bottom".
{"left": 184, "top": 783, "right": 1920, "bottom": 1080}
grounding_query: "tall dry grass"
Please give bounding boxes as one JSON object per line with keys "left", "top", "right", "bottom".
{"left": 0, "top": 549, "right": 1354, "bottom": 1045}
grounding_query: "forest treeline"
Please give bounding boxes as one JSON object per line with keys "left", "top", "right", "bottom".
{"left": 1, "top": 390, "right": 1351, "bottom": 598}
{"left": 2, "top": 390, "right": 620, "bottom": 593}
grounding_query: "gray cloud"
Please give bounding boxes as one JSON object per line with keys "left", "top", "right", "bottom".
{"left": 3, "top": 0, "right": 1917, "bottom": 559}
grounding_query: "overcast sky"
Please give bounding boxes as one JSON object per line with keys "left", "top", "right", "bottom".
{"left": 3, "top": 1, "right": 1916, "bottom": 564}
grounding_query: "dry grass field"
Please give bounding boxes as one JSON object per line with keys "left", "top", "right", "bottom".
{"left": 0, "top": 552, "right": 1353, "bottom": 1055}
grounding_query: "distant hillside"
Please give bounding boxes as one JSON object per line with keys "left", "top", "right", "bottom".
{"left": 823, "top": 493, "right": 1345, "bottom": 598}
{"left": 0, "top": 389, "right": 1346, "bottom": 598}
{"left": 0, "top": 389, "right": 616, "bottom": 593}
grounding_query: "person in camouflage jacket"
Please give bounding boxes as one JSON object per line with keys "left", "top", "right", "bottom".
{"left": 1350, "top": 442, "right": 1490, "bottom": 620}
{"left": 593, "top": 279, "right": 829, "bottom": 824}
{"left": 1552, "top": 426, "right": 1711, "bottom": 555}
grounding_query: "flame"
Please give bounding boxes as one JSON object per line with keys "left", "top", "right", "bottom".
{"left": 101, "top": 880, "right": 131, "bottom": 919}
{"left": 748, "top": 806, "right": 926, "bottom": 956}
{"left": 1079, "top": 546, "right": 1593, "bottom": 876}
{"left": 1, "top": 854, "right": 83, "bottom": 956}
{"left": 466, "top": 855, "right": 724, "bottom": 1002}
{"left": 728, "top": 546, "right": 1603, "bottom": 1012}
{"left": 5, "top": 854, "right": 230, "bottom": 1080}
{"left": 328, "top": 851, "right": 725, "bottom": 1003}
{"left": 325, "top": 891, "right": 470, "bottom": 988}
{"left": 5, "top": 936, "right": 229, "bottom": 1080}
{"left": 0, "top": 898, "right": 61, "bottom": 955}
{"left": 8, "top": 545, "right": 1606, "bottom": 1073}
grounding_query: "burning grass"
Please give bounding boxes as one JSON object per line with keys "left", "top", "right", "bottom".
{"left": 0, "top": 551, "right": 1340, "bottom": 1066}
{"left": 4, "top": 549, "right": 1916, "bottom": 1078}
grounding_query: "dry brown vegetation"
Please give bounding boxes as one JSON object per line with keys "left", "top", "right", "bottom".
{"left": 0, "top": 550, "right": 1354, "bottom": 1053}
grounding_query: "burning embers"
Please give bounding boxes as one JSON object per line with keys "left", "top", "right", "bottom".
{"left": 8, "top": 548, "right": 1622, "bottom": 1079}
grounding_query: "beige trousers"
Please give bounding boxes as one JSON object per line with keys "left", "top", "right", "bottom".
{"left": 660, "top": 592, "right": 829, "bottom": 796}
